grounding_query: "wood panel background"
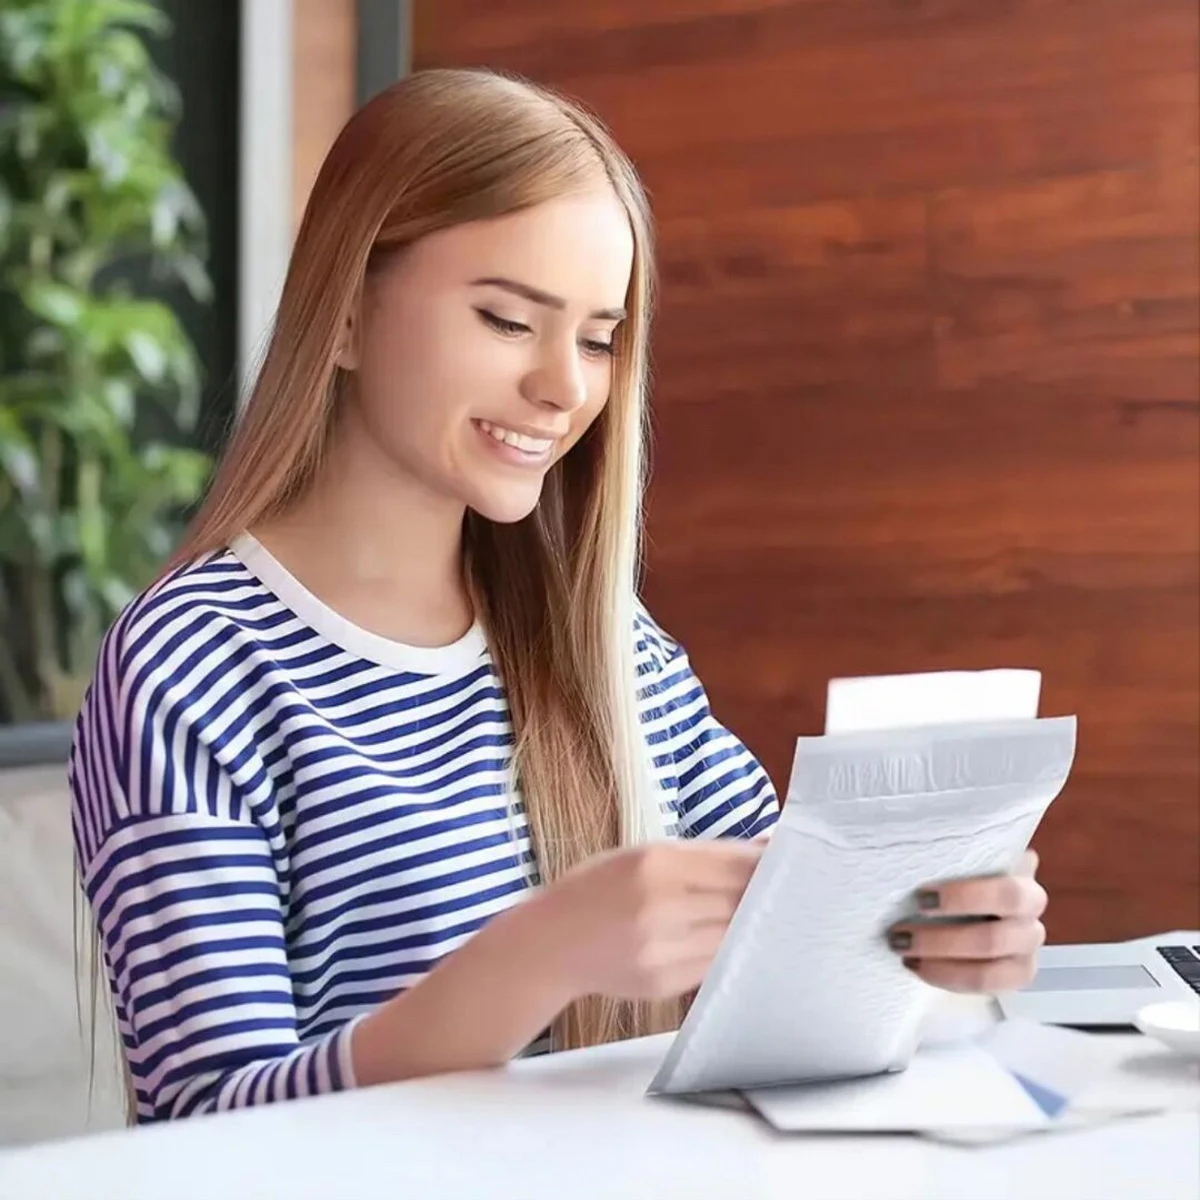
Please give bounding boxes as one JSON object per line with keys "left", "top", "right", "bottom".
{"left": 292, "top": 0, "right": 358, "bottom": 233}
{"left": 413, "top": 0, "right": 1200, "bottom": 942}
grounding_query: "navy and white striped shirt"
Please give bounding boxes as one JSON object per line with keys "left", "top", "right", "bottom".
{"left": 68, "top": 533, "right": 778, "bottom": 1122}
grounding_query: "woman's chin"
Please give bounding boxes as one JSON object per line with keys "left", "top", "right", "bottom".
{"left": 465, "top": 480, "right": 545, "bottom": 525}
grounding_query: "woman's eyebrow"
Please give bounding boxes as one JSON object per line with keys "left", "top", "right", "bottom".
{"left": 471, "top": 276, "right": 626, "bottom": 321}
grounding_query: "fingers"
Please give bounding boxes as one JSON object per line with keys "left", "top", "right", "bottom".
{"left": 888, "top": 916, "right": 1046, "bottom": 962}
{"left": 915, "top": 872, "right": 1047, "bottom": 921}
{"left": 646, "top": 839, "right": 764, "bottom": 895}
{"left": 891, "top": 863, "right": 1047, "bottom": 996}
{"left": 635, "top": 917, "right": 732, "bottom": 999}
{"left": 904, "top": 953, "right": 1039, "bottom": 995}
{"left": 652, "top": 954, "right": 723, "bottom": 1001}
{"left": 653, "top": 893, "right": 744, "bottom": 933}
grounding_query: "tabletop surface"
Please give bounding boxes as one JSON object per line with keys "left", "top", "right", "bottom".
{"left": 1, "top": 1019, "right": 1197, "bottom": 1200}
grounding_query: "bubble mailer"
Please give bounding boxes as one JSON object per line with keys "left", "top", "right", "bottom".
{"left": 648, "top": 716, "right": 1077, "bottom": 1096}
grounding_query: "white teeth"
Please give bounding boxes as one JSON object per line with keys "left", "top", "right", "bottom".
{"left": 478, "top": 420, "right": 553, "bottom": 454}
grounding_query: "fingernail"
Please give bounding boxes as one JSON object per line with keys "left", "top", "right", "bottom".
{"left": 888, "top": 930, "right": 913, "bottom": 951}
{"left": 902, "top": 957, "right": 921, "bottom": 972}
{"left": 916, "top": 889, "right": 940, "bottom": 911}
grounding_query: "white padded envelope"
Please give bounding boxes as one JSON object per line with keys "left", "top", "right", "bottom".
{"left": 648, "top": 715, "right": 1077, "bottom": 1096}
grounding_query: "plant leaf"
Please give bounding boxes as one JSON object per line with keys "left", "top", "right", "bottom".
{"left": 0, "top": 409, "right": 40, "bottom": 499}
{"left": 122, "top": 328, "right": 168, "bottom": 383}
{"left": 24, "top": 280, "right": 85, "bottom": 327}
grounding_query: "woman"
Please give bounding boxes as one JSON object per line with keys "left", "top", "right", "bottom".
{"left": 69, "top": 68, "right": 1047, "bottom": 1124}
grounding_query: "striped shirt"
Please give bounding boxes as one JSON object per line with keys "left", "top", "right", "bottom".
{"left": 68, "top": 533, "right": 778, "bottom": 1123}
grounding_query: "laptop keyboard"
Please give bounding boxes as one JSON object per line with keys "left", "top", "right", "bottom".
{"left": 1157, "top": 946, "right": 1200, "bottom": 994}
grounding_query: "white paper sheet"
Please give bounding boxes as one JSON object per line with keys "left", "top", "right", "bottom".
{"left": 742, "top": 1040, "right": 1049, "bottom": 1132}
{"left": 920, "top": 1022, "right": 1200, "bottom": 1144}
{"left": 647, "top": 714, "right": 1077, "bottom": 1097}
{"left": 825, "top": 668, "right": 1041, "bottom": 733}
{"left": 741, "top": 1019, "right": 1116, "bottom": 1135}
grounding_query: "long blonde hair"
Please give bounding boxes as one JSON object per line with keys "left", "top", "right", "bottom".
{"left": 163, "top": 68, "right": 676, "bottom": 1051}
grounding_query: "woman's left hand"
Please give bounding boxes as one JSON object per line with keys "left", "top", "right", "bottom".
{"left": 887, "top": 851, "right": 1048, "bottom": 994}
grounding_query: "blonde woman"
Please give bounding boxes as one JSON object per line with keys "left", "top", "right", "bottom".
{"left": 68, "top": 68, "right": 1049, "bottom": 1123}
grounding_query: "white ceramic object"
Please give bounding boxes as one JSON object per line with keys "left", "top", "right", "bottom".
{"left": 1134, "top": 1000, "right": 1200, "bottom": 1059}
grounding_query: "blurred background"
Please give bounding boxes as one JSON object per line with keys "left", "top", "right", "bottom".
{"left": 0, "top": 0, "right": 1197, "bottom": 1147}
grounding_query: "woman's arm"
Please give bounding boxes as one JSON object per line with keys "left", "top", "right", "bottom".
{"left": 636, "top": 607, "right": 779, "bottom": 840}
{"left": 356, "top": 608, "right": 788, "bottom": 1084}
{"left": 73, "top": 614, "right": 763, "bottom": 1118}
{"left": 74, "top": 611, "right": 578, "bottom": 1115}
{"left": 72, "top": 612, "right": 387, "bottom": 1119}
{"left": 74, "top": 784, "right": 361, "bottom": 1119}
{"left": 353, "top": 833, "right": 766, "bottom": 1086}
{"left": 349, "top": 894, "right": 572, "bottom": 1085}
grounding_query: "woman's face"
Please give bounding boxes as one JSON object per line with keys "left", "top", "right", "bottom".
{"left": 339, "top": 188, "right": 635, "bottom": 525}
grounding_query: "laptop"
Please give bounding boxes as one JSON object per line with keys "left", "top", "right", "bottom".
{"left": 996, "top": 931, "right": 1200, "bottom": 1027}
{"left": 824, "top": 670, "right": 1200, "bottom": 1029}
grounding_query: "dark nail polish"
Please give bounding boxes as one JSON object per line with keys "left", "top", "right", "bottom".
{"left": 902, "top": 957, "right": 920, "bottom": 972}
{"left": 916, "top": 889, "right": 940, "bottom": 911}
{"left": 888, "top": 930, "right": 913, "bottom": 952}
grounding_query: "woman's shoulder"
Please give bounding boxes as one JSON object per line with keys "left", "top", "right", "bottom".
{"left": 93, "top": 546, "right": 272, "bottom": 696}
{"left": 633, "top": 600, "right": 689, "bottom": 675}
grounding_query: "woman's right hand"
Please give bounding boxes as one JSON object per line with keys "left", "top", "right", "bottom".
{"left": 528, "top": 839, "right": 766, "bottom": 1003}
{"left": 352, "top": 837, "right": 765, "bottom": 1087}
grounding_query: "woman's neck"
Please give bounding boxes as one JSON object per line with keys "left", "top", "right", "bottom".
{"left": 249, "top": 422, "right": 475, "bottom": 649}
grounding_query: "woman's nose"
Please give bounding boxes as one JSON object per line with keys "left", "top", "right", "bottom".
{"left": 521, "top": 350, "right": 589, "bottom": 412}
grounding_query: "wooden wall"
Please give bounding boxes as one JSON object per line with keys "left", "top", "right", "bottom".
{"left": 412, "top": 1, "right": 1200, "bottom": 942}
{"left": 292, "top": 0, "right": 358, "bottom": 233}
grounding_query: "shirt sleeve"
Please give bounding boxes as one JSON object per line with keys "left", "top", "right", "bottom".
{"left": 636, "top": 607, "right": 780, "bottom": 840}
{"left": 68, "top": 622, "right": 362, "bottom": 1122}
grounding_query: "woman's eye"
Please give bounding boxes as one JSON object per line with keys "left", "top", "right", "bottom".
{"left": 581, "top": 338, "right": 615, "bottom": 358}
{"left": 476, "top": 309, "right": 530, "bottom": 337}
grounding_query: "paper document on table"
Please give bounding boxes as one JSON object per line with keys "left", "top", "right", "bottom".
{"left": 742, "top": 1019, "right": 1108, "bottom": 1134}
{"left": 743, "top": 1041, "right": 1044, "bottom": 1133}
{"left": 647, "top": 713, "right": 1077, "bottom": 1097}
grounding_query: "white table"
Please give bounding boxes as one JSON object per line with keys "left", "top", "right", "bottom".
{"left": 1, "top": 1024, "right": 1196, "bottom": 1200}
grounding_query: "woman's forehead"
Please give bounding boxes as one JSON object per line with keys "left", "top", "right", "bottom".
{"left": 395, "top": 192, "right": 636, "bottom": 312}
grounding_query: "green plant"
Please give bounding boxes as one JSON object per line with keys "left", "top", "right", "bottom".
{"left": 0, "top": 0, "right": 213, "bottom": 724}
